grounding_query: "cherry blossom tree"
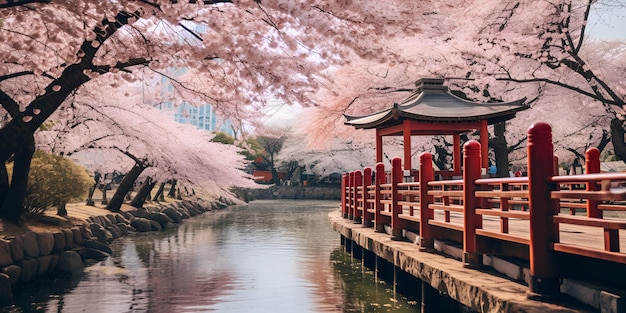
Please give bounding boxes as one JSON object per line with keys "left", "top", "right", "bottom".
{"left": 430, "top": 1, "right": 626, "bottom": 160}
{"left": 0, "top": 0, "right": 357, "bottom": 221}
{"left": 302, "top": 1, "right": 625, "bottom": 175}
{"left": 1, "top": 0, "right": 624, "bottom": 222}
{"left": 37, "top": 82, "right": 257, "bottom": 212}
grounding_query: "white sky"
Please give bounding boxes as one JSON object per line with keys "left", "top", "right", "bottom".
{"left": 587, "top": 3, "right": 626, "bottom": 40}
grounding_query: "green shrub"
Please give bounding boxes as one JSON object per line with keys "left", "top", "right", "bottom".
{"left": 22, "top": 151, "right": 93, "bottom": 215}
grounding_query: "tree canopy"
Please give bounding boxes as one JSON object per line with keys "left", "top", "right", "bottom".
{"left": 0, "top": 0, "right": 625, "bottom": 220}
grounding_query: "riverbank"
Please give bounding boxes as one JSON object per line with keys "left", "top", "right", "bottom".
{"left": 246, "top": 185, "right": 340, "bottom": 200}
{"left": 0, "top": 197, "right": 233, "bottom": 309}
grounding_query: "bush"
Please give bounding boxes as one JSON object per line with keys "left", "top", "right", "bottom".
{"left": 22, "top": 151, "right": 94, "bottom": 215}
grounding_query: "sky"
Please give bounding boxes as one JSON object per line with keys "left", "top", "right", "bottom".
{"left": 587, "top": 3, "right": 626, "bottom": 40}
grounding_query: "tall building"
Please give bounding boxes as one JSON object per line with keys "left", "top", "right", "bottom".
{"left": 156, "top": 21, "right": 236, "bottom": 137}
{"left": 159, "top": 101, "right": 235, "bottom": 137}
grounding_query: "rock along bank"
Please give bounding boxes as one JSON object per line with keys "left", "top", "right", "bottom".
{"left": 0, "top": 198, "right": 233, "bottom": 308}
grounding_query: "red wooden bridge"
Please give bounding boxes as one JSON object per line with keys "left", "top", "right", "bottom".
{"left": 340, "top": 122, "right": 626, "bottom": 301}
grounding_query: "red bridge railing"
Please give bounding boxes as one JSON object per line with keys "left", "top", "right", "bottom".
{"left": 339, "top": 122, "right": 626, "bottom": 299}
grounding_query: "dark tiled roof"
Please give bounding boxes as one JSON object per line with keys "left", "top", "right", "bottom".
{"left": 345, "top": 78, "right": 528, "bottom": 129}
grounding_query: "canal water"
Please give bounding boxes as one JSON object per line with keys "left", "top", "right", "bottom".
{"left": 9, "top": 200, "right": 422, "bottom": 312}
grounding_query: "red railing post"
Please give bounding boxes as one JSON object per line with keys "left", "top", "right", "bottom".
{"left": 391, "top": 157, "right": 404, "bottom": 239}
{"left": 362, "top": 167, "right": 374, "bottom": 227}
{"left": 354, "top": 170, "right": 363, "bottom": 224}
{"left": 375, "top": 163, "right": 386, "bottom": 233}
{"left": 341, "top": 173, "right": 348, "bottom": 218}
{"left": 527, "top": 122, "right": 560, "bottom": 300}
{"left": 348, "top": 171, "right": 355, "bottom": 220}
{"left": 463, "top": 140, "right": 483, "bottom": 268}
{"left": 586, "top": 147, "right": 601, "bottom": 218}
{"left": 419, "top": 152, "right": 435, "bottom": 251}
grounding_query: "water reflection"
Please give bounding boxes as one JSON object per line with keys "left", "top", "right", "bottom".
{"left": 9, "top": 200, "right": 420, "bottom": 313}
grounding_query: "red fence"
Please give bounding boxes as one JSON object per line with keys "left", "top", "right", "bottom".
{"left": 340, "top": 122, "right": 626, "bottom": 299}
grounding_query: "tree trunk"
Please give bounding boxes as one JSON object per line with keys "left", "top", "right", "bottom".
{"left": 86, "top": 184, "right": 97, "bottom": 206}
{"left": 433, "top": 140, "right": 451, "bottom": 171}
{"left": 611, "top": 118, "right": 626, "bottom": 163}
{"left": 0, "top": 64, "right": 90, "bottom": 164}
{"left": 0, "top": 14, "right": 134, "bottom": 216}
{"left": 101, "top": 187, "right": 108, "bottom": 205}
{"left": 167, "top": 179, "right": 177, "bottom": 198}
{"left": 270, "top": 166, "right": 280, "bottom": 185}
{"left": 131, "top": 177, "right": 155, "bottom": 208}
{"left": 57, "top": 202, "right": 67, "bottom": 216}
{"left": 0, "top": 163, "right": 9, "bottom": 207}
{"left": 153, "top": 182, "right": 166, "bottom": 202}
{"left": 106, "top": 162, "right": 147, "bottom": 212}
{"left": 491, "top": 122, "right": 510, "bottom": 178}
{"left": 0, "top": 135, "right": 35, "bottom": 223}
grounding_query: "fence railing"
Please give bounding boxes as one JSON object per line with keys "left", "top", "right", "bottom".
{"left": 340, "top": 122, "right": 626, "bottom": 300}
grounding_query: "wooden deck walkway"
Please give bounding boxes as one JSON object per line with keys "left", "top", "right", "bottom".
{"left": 337, "top": 123, "right": 626, "bottom": 312}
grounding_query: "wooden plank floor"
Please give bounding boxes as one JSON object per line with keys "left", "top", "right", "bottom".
{"left": 399, "top": 207, "right": 626, "bottom": 252}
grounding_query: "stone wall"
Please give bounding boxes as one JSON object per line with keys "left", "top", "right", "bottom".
{"left": 0, "top": 198, "right": 232, "bottom": 308}
{"left": 246, "top": 185, "right": 340, "bottom": 201}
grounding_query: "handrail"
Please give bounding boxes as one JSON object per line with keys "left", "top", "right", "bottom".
{"left": 550, "top": 172, "right": 626, "bottom": 183}
{"left": 338, "top": 122, "right": 626, "bottom": 299}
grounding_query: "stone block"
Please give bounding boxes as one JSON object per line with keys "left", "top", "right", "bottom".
{"left": 98, "top": 216, "right": 111, "bottom": 227}
{"left": 52, "top": 232, "right": 66, "bottom": 254}
{"left": 114, "top": 214, "right": 130, "bottom": 225}
{"left": 120, "top": 211, "right": 134, "bottom": 221}
{"left": 162, "top": 207, "right": 182, "bottom": 223}
{"left": 402, "top": 229, "right": 420, "bottom": 245}
{"left": 561, "top": 279, "right": 601, "bottom": 310}
{"left": 6, "top": 236, "right": 23, "bottom": 263}
{"left": 83, "top": 240, "right": 112, "bottom": 255}
{"left": 37, "top": 255, "right": 54, "bottom": 277}
{"left": 62, "top": 228, "right": 74, "bottom": 250}
{"left": 116, "top": 223, "right": 129, "bottom": 236}
{"left": 148, "top": 219, "right": 162, "bottom": 231}
{"left": 105, "top": 214, "right": 118, "bottom": 225}
{"left": 71, "top": 227, "right": 83, "bottom": 246}
{"left": 0, "top": 239, "right": 13, "bottom": 267}
{"left": 36, "top": 232, "right": 54, "bottom": 256}
{"left": 2, "top": 265, "right": 21, "bottom": 286}
{"left": 130, "top": 217, "right": 152, "bottom": 232}
{"left": 600, "top": 290, "right": 626, "bottom": 313}
{"left": 80, "top": 225, "right": 94, "bottom": 241}
{"left": 147, "top": 212, "right": 174, "bottom": 227}
{"left": 106, "top": 224, "right": 122, "bottom": 239}
{"left": 89, "top": 223, "right": 112, "bottom": 243}
{"left": 131, "top": 208, "right": 149, "bottom": 218}
{"left": 55, "top": 251, "right": 84, "bottom": 276}
{"left": 491, "top": 257, "right": 522, "bottom": 281}
{"left": 0, "top": 273, "right": 13, "bottom": 307}
{"left": 84, "top": 248, "right": 109, "bottom": 260}
{"left": 20, "top": 231, "right": 39, "bottom": 258}
{"left": 19, "top": 258, "right": 38, "bottom": 283}
{"left": 434, "top": 240, "right": 463, "bottom": 261}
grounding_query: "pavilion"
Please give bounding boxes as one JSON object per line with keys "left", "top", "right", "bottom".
{"left": 344, "top": 78, "right": 529, "bottom": 175}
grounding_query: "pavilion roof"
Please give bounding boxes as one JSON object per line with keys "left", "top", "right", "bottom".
{"left": 344, "top": 78, "right": 529, "bottom": 130}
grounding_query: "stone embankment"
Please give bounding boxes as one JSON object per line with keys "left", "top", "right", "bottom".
{"left": 0, "top": 198, "right": 232, "bottom": 308}
{"left": 247, "top": 185, "right": 340, "bottom": 200}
